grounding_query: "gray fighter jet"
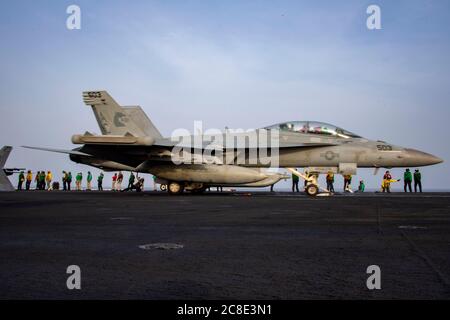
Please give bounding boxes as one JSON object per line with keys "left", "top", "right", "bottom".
{"left": 24, "top": 91, "right": 443, "bottom": 195}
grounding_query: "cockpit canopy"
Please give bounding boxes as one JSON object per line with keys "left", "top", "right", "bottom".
{"left": 265, "top": 121, "right": 361, "bottom": 139}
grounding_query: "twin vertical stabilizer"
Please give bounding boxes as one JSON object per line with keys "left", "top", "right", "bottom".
{"left": 83, "top": 91, "right": 162, "bottom": 139}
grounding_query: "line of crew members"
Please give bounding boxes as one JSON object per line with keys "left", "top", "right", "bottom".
{"left": 17, "top": 168, "right": 425, "bottom": 193}
{"left": 290, "top": 168, "right": 423, "bottom": 193}
{"left": 17, "top": 170, "right": 156, "bottom": 192}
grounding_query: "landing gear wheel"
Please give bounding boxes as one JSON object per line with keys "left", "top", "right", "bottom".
{"left": 305, "top": 184, "right": 319, "bottom": 197}
{"left": 168, "top": 182, "right": 184, "bottom": 195}
{"left": 160, "top": 184, "right": 167, "bottom": 191}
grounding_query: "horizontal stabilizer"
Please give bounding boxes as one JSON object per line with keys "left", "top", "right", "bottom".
{"left": 22, "top": 146, "right": 92, "bottom": 156}
{"left": 71, "top": 134, "right": 155, "bottom": 146}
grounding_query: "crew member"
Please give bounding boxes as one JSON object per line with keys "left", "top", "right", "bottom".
{"left": 25, "top": 170, "right": 32, "bottom": 190}
{"left": 67, "top": 172, "right": 72, "bottom": 191}
{"left": 414, "top": 169, "right": 422, "bottom": 193}
{"left": 292, "top": 171, "right": 300, "bottom": 192}
{"left": 62, "top": 171, "right": 67, "bottom": 190}
{"left": 112, "top": 173, "right": 118, "bottom": 191}
{"left": 75, "top": 172, "right": 82, "bottom": 191}
{"left": 326, "top": 171, "right": 335, "bottom": 193}
{"left": 343, "top": 174, "right": 352, "bottom": 192}
{"left": 17, "top": 171, "right": 25, "bottom": 190}
{"left": 304, "top": 170, "right": 309, "bottom": 187}
{"left": 97, "top": 172, "right": 104, "bottom": 191}
{"left": 128, "top": 172, "right": 135, "bottom": 189}
{"left": 39, "top": 171, "right": 46, "bottom": 190}
{"left": 135, "top": 178, "right": 145, "bottom": 192}
{"left": 358, "top": 180, "right": 365, "bottom": 192}
{"left": 381, "top": 171, "right": 400, "bottom": 193}
{"left": 46, "top": 171, "right": 53, "bottom": 190}
{"left": 152, "top": 175, "right": 157, "bottom": 191}
{"left": 86, "top": 171, "right": 93, "bottom": 191}
{"left": 34, "top": 171, "right": 40, "bottom": 190}
{"left": 117, "top": 171, "right": 123, "bottom": 191}
{"left": 404, "top": 169, "right": 412, "bottom": 192}
{"left": 122, "top": 178, "right": 145, "bottom": 192}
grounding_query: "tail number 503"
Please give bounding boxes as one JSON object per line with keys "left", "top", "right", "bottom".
{"left": 377, "top": 145, "right": 393, "bottom": 151}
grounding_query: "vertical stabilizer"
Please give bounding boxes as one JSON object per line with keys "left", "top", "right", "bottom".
{"left": 83, "top": 91, "right": 162, "bottom": 139}
{"left": 0, "top": 146, "right": 15, "bottom": 192}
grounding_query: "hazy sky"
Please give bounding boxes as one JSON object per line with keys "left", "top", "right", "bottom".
{"left": 1, "top": 0, "right": 449, "bottom": 190}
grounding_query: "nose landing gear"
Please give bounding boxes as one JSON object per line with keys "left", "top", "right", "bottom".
{"left": 287, "top": 168, "right": 331, "bottom": 197}
{"left": 305, "top": 183, "right": 319, "bottom": 196}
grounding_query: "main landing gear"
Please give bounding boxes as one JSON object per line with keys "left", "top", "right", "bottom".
{"left": 162, "top": 182, "right": 207, "bottom": 195}
{"left": 167, "top": 182, "right": 184, "bottom": 195}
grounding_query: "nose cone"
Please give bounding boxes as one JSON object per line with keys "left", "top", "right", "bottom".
{"left": 404, "top": 148, "right": 443, "bottom": 166}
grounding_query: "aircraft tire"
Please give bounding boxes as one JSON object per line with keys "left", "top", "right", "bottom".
{"left": 168, "top": 182, "right": 184, "bottom": 195}
{"left": 160, "top": 184, "right": 167, "bottom": 191}
{"left": 305, "top": 184, "right": 319, "bottom": 197}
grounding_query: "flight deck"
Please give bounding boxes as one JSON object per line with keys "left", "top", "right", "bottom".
{"left": 1, "top": 191, "right": 449, "bottom": 299}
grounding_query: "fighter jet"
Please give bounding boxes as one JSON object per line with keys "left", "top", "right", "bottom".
{"left": 24, "top": 91, "right": 443, "bottom": 195}
{"left": 0, "top": 146, "right": 25, "bottom": 192}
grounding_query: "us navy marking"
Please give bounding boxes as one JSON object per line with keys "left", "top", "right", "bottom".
{"left": 320, "top": 150, "right": 339, "bottom": 160}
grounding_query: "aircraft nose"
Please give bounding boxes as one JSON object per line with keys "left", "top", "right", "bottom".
{"left": 404, "top": 148, "right": 443, "bottom": 166}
